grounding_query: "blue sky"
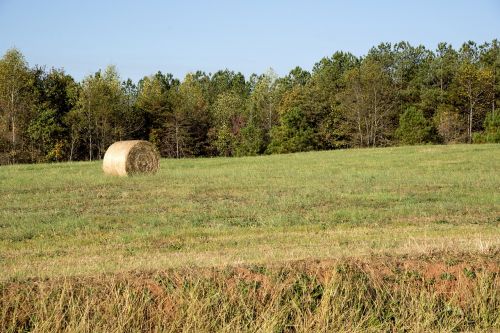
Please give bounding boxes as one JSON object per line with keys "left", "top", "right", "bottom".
{"left": 0, "top": 0, "right": 499, "bottom": 81}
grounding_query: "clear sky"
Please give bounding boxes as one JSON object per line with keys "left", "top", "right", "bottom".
{"left": 0, "top": 0, "right": 499, "bottom": 81}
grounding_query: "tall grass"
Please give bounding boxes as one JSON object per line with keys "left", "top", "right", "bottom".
{"left": 1, "top": 253, "right": 498, "bottom": 332}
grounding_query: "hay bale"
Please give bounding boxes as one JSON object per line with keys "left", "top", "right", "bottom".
{"left": 102, "top": 140, "right": 159, "bottom": 176}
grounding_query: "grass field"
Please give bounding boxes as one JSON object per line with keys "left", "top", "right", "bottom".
{"left": 1, "top": 144, "right": 499, "bottom": 331}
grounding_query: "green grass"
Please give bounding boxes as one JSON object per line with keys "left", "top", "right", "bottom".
{"left": 0, "top": 144, "right": 498, "bottom": 280}
{"left": 1, "top": 144, "right": 499, "bottom": 331}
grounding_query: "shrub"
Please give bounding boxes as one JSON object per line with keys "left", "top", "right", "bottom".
{"left": 396, "top": 107, "right": 433, "bottom": 145}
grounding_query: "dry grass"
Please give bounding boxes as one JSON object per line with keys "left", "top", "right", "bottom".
{"left": 2, "top": 223, "right": 499, "bottom": 280}
{"left": 1, "top": 252, "right": 498, "bottom": 332}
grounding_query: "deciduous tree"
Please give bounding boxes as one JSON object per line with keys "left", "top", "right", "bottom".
{"left": 0, "top": 49, "right": 33, "bottom": 162}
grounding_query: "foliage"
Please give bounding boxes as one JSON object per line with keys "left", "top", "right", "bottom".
{"left": 453, "top": 61, "right": 495, "bottom": 142}
{"left": 267, "top": 106, "right": 316, "bottom": 153}
{"left": 395, "top": 106, "right": 433, "bottom": 144}
{"left": 473, "top": 111, "right": 500, "bottom": 143}
{"left": 338, "top": 59, "right": 397, "bottom": 147}
{"left": 0, "top": 48, "right": 33, "bottom": 163}
{"left": 0, "top": 40, "right": 499, "bottom": 164}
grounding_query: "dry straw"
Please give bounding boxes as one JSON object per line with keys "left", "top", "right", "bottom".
{"left": 102, "top": 140, "right": 160, "bottom": 176}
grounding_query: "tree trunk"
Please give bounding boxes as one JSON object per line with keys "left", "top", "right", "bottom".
{"left": 10, "top": 91, "right": 15, "bottom": 147}
{"left": 87, "top": 100, "right": 93, "bottom": 161}
{"left": 439, "top": 60, "right": 444, "bottom": 98}
{"left": 373, "top": 87, "right": 378, "bottom": 147}
{"left": 69, "top": 137, "right": 75, "bottom": 162}
{"left": 469, "top": 104, "right": 473, "bottom": 144}
{"left": 493, "top": 78, "right": 496, "bottom": 117}
{"left": 364, "top": 116, "right": 370, "bottom": 147}
{"left": 467, "top": 82, "right": 473, "bottom": 144}
{"left": 11, "top": 115, "right": 15, "bottom": 147}
{"left": 357, "top": 109, "right": 363, "bottom": 147}
{"left": 89, "top": 132, "right": 92, "bottom": 161}
{"left": 268, "top": 104, "right": 272, "bottom": 131}
{"left": 175, "top": 119, "right": 179, "bottom": 159}
{"left": 354, "top": 86, "right": 363, "bottom": 147}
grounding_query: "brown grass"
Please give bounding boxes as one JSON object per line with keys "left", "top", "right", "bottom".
{"left": 1, "top": 251, "right": 498, "bottom": 332}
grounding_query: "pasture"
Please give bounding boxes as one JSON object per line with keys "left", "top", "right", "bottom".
{"left": 0, "top": 144, "right": 499, "bottom": 331}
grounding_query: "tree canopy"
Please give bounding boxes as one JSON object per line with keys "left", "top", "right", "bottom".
{"left": 0, "top": 40, "right": 499, "bottom": 164}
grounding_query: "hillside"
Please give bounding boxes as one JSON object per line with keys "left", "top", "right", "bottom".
{"left": 0, "top": 144, "right": 498, "bottom": 279}
{"left": 1, "top": 144, "right": 499, "bottom": 331}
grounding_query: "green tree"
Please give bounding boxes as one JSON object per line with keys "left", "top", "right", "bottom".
{"left": 395, "top": 107, "right": 433, "bottom": 144}
{"left": 68, "top": 66, "right": 126, "bottom": 160}
{"left": 434, "top": 43, "right": 459, "bottom": 100}
{"left": 211, "top": 91, "right": 246, "bottom": 156}
{"left": 167, "top": 74, "right": 210, "bottom": 157}
{"left": 247, "top": 70, "right": 279, "bottom": 149}
{"left": 338, "top": 59, "right": 397, "bottom": 147}
{"left": 208, "top": 70, "right": 248, "bottom": 104}
{"left": 478, "top": 111, "right": 500, "bottom": 142}
{"left": 282, "top": 66, "right": 311, "bottom": 88}
{"left": 418, "top": 43, "right": 458, "bottom": 137}
{"left": 63, "top": 106, "right": 84, "bottom": 161}
{"left": 453, "top": 62, "right": 494, "bottom": 143}
{"left": 308, "top": 52, "right": 359, "bottom": 149}
{"left": 28, "top": 68, "right": 78, "bottom": 161}
{"left": 136, "top": 72, "right": 171, "bottom": 143}
{"left": 0, "top": 49, "right": 33, "bottom": 163}
{"left": 267, "top": 106, "right": 315, "bottom": 154}
{"left": 479, "top": 40, "right": 500, "bottom": 120}
{"left": 235, "top": 122, "right": 264, "bottom": 156}
{"left": 121, "top": 78, "right": 145, "bottom": 140}
{"left": 390, "top": 42, "right": 431, "bottom": 113}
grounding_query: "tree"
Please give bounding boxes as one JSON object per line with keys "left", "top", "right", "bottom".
{"left": 63, "top": 106, "right": 84, "bottom": 161}
{"left": 395, "top": 107, "right": 433, "bottom": 145}
{"left": 247, "top": 70, "right": 279, "bottom": 149}
{"left": 208, "top": 70, "right": 248, "bottom": 104}
{"left": 28, "top": 68, "right": 78, "bottom": 161}
{"left": 434, "top": 43, "right": 459, "bottom": 100}
{"left": 167, "top": 74, "right": 210, "bottom": 157}
{"left": 418, "top": 43, "right": 458, "bottom": 133}
{"left": 283, "top": 66, "right": 311, "bottom": 88}
{"left": 433, "top": 104, "right": 466, "bottom": 143}
{"left": 267, "top": 106, "right": 315, "bottom": 154}
{"left": 453, "top": 62, "right": 494, "bottom": 143}
{"left": 307, "top": 52, "right": 359, "bottom": 149}
{"left": 136, "top": 72, "right": 171, "bottom": 141}
{"left": 478, "top": 111, "right": 500, "bottom": 142}
{"left": 1, "top": 40, "right": 499, "bottom": 164}
{"left": 211, "top": 91, "right": 246, "bottom": 156}
{"left": 479, "top": 40, "right": 500, "bottom": 124}
{"left": 0, "top": 49, "right": 33, "bottom": 163}
{"left": 390, "top": 42, "right": 432, "bottom": 113}
{"left": 68, "top": 66, "right": 126, "bottom": 160}
{"left": 121, "top": 78, "right": 145, "bottom": 140}
{"left": 338, "top": 59, "right": 397, "bottom": 147}
{"left": 235, "top": 121, "right": 264, "bottom": 156}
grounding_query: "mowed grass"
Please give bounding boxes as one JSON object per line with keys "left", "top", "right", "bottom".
{"left": 0, "top": 144, "right": 499, "bottom": 280}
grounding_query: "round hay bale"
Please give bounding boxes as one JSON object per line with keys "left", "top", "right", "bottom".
{"left": 102, "top": 140, "right": 160, "bottom": 176}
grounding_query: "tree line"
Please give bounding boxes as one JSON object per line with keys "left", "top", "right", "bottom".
{"left": 0, "top": 40, "right": 498, "bottom": 164}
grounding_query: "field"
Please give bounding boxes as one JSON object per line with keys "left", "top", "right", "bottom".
{"left": 1, "top": 144, "right": 499, "bottom": 331}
